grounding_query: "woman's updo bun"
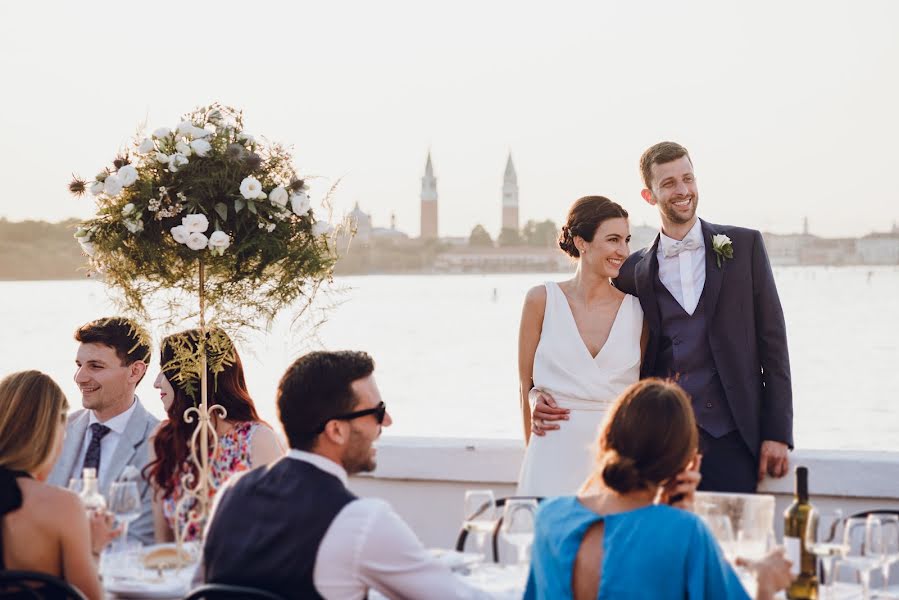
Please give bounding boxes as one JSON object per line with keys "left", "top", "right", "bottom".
{"left": 558, "top": 196, "right": 628, "bottom": 259}
{"left": 600, "top": 451, "right": 644, "bottom": 494}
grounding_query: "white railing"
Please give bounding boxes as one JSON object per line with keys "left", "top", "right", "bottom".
{"left": 350, "top": 436, "right": 899, "bottom": 549}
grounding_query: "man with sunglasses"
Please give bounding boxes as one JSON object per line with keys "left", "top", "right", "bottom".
{"left": 202, "top": 350, "right": 491, "bottom": 600}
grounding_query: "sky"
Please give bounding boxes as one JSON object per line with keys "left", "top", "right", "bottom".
{"left": 1, "top": 1, "right": 897, "bottom": 238}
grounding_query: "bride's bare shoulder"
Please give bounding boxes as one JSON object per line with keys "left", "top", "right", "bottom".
{"left": 523, "top": 284, "right": 548, "bottom": 308}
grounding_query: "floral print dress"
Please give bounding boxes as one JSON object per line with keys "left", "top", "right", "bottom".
{"left": 162, "top": 421, "right": 260, "bottom": 541}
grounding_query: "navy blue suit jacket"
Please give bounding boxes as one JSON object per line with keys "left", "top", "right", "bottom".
{"left": 615, "top": 219, "right": 793, "bottom": 455}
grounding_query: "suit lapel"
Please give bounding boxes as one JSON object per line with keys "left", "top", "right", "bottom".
{"left": 100, "top": 400, "right": 149, "bottom": 494}
{"left": 701, "top": 219, "right": 725, "bottom": 320}
{"left": 634, "top": 234, "right": 662, "bottom": 332}
{"left": 49, "top": 411, "right": 90, "bottom": 487}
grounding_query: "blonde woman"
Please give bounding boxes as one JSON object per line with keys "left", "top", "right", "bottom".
{"left": 0, "top": 370, "right": 118, "bottom": 600}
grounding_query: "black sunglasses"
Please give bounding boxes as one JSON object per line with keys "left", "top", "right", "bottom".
{"left": 316, "top": 401, "right": 387, "bottom": 433}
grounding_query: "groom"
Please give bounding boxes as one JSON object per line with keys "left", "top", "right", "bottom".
{"left": 535, "top": 141, "right": 793, "bottom": 493}
{"left": 619, "top": 141, "right": 792, "bottom": 492}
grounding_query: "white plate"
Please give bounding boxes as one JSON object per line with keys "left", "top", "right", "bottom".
{"left": 428, "top": 548, "right": 484, "bottom": 571}
{"left": 104, "top": 543, "right": 197, "bottom": 599}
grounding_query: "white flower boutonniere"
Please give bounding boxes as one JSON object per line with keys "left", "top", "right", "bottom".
{"left": 711, "top": 234, "right": 734, "bottom": 268}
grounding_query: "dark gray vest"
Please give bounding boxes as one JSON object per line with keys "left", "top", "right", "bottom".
{"left": 204, "top": 457, "right": 357, "bottom": 600}
{"left": 653, "top": 275, "right": 737, "bottom": 438}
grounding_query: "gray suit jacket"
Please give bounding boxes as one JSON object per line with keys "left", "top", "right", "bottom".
{"left": 48, "top": 398, "right": 159, "bottom": 545}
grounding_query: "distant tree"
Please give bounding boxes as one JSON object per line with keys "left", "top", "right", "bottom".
{"left": 498, "top": 227, "right": 521, "bottom": 247}
{"left": 521, "top": 219, "right": 559, "bottom": 247}
{"left": 469, "top": 224, "right": 493, "bottom": 247}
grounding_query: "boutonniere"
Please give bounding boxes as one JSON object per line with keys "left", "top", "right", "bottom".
{"left": 711, "top": 234, "right": 734, "bottom": 268}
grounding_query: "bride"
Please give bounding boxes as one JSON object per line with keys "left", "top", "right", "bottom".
{"left": 517, "top": 196, "right": 645, "bottom": 496}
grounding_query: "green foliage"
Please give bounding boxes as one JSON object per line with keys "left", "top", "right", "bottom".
{"left": 497, "top": 227, "right": 521, "bottom": 247}
{"left": 70, "top": 104, "right": 337, "bottom": 330}
{"left": 521, "top": 219, "right": 559, "bottom": 247}
{"left": 468, "top": 224, "right": 493, "bottom": 247}
{"left": 162, "top": 328, "right": 234, "bottom": 401}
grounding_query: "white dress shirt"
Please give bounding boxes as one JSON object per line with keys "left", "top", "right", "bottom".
{"left": 77, "top": 396, "right": 138, "bottom": 484}
{"left": 279, "top": 450, "right": 491, "bottom": 600}
{"left": 657, "top": 220, "right": 706, "bottom": 315}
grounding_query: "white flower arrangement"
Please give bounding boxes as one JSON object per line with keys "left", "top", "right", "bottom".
{"left": 711, "top": 234, "right": 734, "bottom": 268}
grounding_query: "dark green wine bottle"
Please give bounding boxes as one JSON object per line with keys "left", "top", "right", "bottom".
{"left": 784, "top": 466, "right": 818, "bottom": 599}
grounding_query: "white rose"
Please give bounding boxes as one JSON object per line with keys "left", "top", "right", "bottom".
{"left": 89, "top": 181, "right": 105, "bottom": 196}
{"left": 192, "top": 126, "right": 213, "bottom": 139}
{"left": 181, "top": 213, "right": 209, "bottom": 233}
{"left": 168, "top": 153, "right": 189, "bottom": 172}
{"left": 208, "top": 230, "right": 231, "bottom": 255}
{"left": 265, "top": 223, "right": 276, "bottom": 232}
{"left": 312, "top": 221, "right": 333, "bottom": 236}
{"left": 712, "top": 234, "right": 732, "bottom": 247}
{"left": 152, "top": 127, "right": 171, "bottom": 139}
{"left": 103, "top": 174, "right": 123, "bottom": 196}
{"left": 121, "top": 203, "right": 135, "bottom": 216}
{"left": 118, "top": 164, "right": 138, "bottom": 186}
{"left": 137, "top": 138, "right": 155, "bottom": 154}
{"left": 74, "top": 226, "right": 92, "bottom": 241}
{"left": 177, "top": 121, "right": 195, "bottom": 136}
{"left": 79, "top": 240, "right": 96, "bottom": 256}
{"left": 170, "top": 225, "right": 190, "bottom": 244}
{"left": 155, "top": 152, "right": 170, "bottom": 164}
{"left": 190, "top": 139, "right": 211, "bottom": 157}
{"left": 290, "top": 192, "right": 310, "bottom": 216}
{"left": 124, "top": 219, "right": 144, "bottom": 233}
{"left": 239, "top": 176, "right": 262, "bottom": 200}
{"left": 186, "top": 232, "right": 208, "bottom": 251}
{"left": 269, "top": 186, "right": 288, "bottom": 207}
{"left": 175, "top": 140, "right": 192, "bottom": 156}
{"left": 237, "top": 132, "right": 255, "bottom": 145}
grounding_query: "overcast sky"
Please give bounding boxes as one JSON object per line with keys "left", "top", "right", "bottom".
{"left": 1, "top": 0, "right": 896, "bottom": 238}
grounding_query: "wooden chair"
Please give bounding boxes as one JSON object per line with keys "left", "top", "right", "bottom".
{"left": 455, "top": 495, "right": 543, "bottom": 563}
{"left": 0, "top": 570, "right": 87, "bottom": 599}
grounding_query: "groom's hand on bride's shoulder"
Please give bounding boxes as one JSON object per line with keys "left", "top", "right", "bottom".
{"left": 530, "top": 392, "right": 569, "bottom": 436}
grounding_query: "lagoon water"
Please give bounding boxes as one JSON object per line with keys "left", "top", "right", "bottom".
{"left": 1, "top": 266, "right": 896, "bottom": 451}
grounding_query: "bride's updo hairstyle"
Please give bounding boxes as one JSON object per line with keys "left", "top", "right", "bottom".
{"left": 583, "top": 379, "right": 698, "bottom": 494}
{"left": 558, "top": 196, "right": 628, "bottom": 258}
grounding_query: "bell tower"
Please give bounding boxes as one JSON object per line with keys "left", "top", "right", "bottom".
{"left": 420, "top": 152, "right": 438, "bottom": 239}
{"left": 502, "top": 152, "right": 519, "bottom": 232}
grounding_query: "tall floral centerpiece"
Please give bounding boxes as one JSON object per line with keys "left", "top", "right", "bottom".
{"left": 70, "top": 104, "right": 337, "bottom": 548}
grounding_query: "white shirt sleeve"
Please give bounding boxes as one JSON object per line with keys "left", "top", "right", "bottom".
{"left": 315, "top": 498, "right": 492, "bottom": 600}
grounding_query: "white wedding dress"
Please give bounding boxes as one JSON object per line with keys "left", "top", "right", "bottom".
{"left": 517, "top": 282, "right": 643, "bottom": 497}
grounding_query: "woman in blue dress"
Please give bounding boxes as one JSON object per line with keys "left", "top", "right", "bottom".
{"left": 525, "top": 378, "right": 792, "bottom": 600}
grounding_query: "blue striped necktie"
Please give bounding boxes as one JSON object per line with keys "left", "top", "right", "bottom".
{"left": 82, "top": 423, "right": 112, "bottom": 472}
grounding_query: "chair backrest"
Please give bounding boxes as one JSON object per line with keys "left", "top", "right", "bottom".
{"left": 0, "top": 570, "right": 87, "bottom": 600}
{"left": 850, "top": 509, "right": 899, "bottom": 519}
{"left": 182, "top": 583, "right": 288, "bottom": 600}
{"left": 454, "top": 495, "right": 544, "bottom": 563}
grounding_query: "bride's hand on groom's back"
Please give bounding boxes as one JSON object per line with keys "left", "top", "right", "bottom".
{"left": 530, "top": 390, "right": 569, "bottom": 436}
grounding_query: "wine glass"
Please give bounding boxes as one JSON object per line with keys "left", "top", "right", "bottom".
{"left": 500, "top": 499, "right": 537, "bottom": 564}
{"left": 463, "top": 490, "right": 498, "bottom": 558}
{"left": 842, "top": 516, "right": 884, "bottom": 600}
{"left": 872, "top": 515, "right": 899, "bottom": 597}
{"left": 108, "top": 481, "right": 141, "bottom": 548}
{"left": 702, "top": 513, "right": 737, "bottom": 561}
{"left": 804, "top": 508, "right": 847, "bottom": 600}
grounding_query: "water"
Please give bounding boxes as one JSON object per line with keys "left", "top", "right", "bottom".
{"left": 0, "top": 266, "right": 896, "bottom": 450}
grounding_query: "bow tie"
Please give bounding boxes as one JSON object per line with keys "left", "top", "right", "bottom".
{"left": 663, "top": 238, "right": 701, "bottom": 258}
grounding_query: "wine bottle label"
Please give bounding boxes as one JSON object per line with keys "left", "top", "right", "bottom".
{"left": 784, "top": 536, "right": 801, "bottom": 576}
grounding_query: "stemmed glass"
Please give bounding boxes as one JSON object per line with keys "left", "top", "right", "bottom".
{"left": 842, "top": 516, "right": 884, "bottom": 600}
{"left": 804, "top": 508, "right": 847, "bottom": 600}
{"left": 500, "top": 499, "right": 537, "bottom": 565}
{"left": 463, "top": 490, "right": 498, "bottom": 559}
{"left": 108, "top": 481, "right": 141, "bottom": 549}
{"left": 873, "top": 515, "right": 899, "bottom": 598}
{"left": 702, "top": 513, "right": 737, "bottom": 562}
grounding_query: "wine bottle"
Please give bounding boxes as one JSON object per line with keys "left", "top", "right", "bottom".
{"left": 784, "top": 466, "right": 818, "bottom": 599}
{"left": 79, "top": 467, "right": 107, "bottom": 512}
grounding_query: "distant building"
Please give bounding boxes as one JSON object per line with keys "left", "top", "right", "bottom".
{"left": 800, "top": 237, "right": 859, "bottom": 265}
{"left": 502, "top": 153, "right": 519, "bottom": 233}
{"left": 857, "top": 225, "right": 899, "bottom": 265}
{"left": 763, "top": 232, "right": 815, "bottom": 266}
{"left": 434, "top": 246, "right": 572, "bottom": 273}
{"left": 347, "top": 203, "right": 409, "bottom": 244}
{"left": 420, "top": 152, "right": 438, "bottom": 240}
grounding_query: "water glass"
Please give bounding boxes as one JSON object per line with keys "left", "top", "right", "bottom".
{"left": 842, "top": 516, "right": 883, "bottom": 600}
{"left": 804, "top": 509, "right": 847, "bottom": 599}
{"left": 500, "top": 499, "right": 537, "bottom": 564}
{"left": 702, "top": 513, "right": 737, "bottom": 562}
{"left": 108, "top": 481, "right": 141, "bottom": 547}
{"left": 463, "top": 490, "right": 498, "bottom": 557}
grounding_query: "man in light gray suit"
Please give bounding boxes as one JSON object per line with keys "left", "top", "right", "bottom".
{"left": 48, "top": 317, "right": 159, "bottom": 545}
